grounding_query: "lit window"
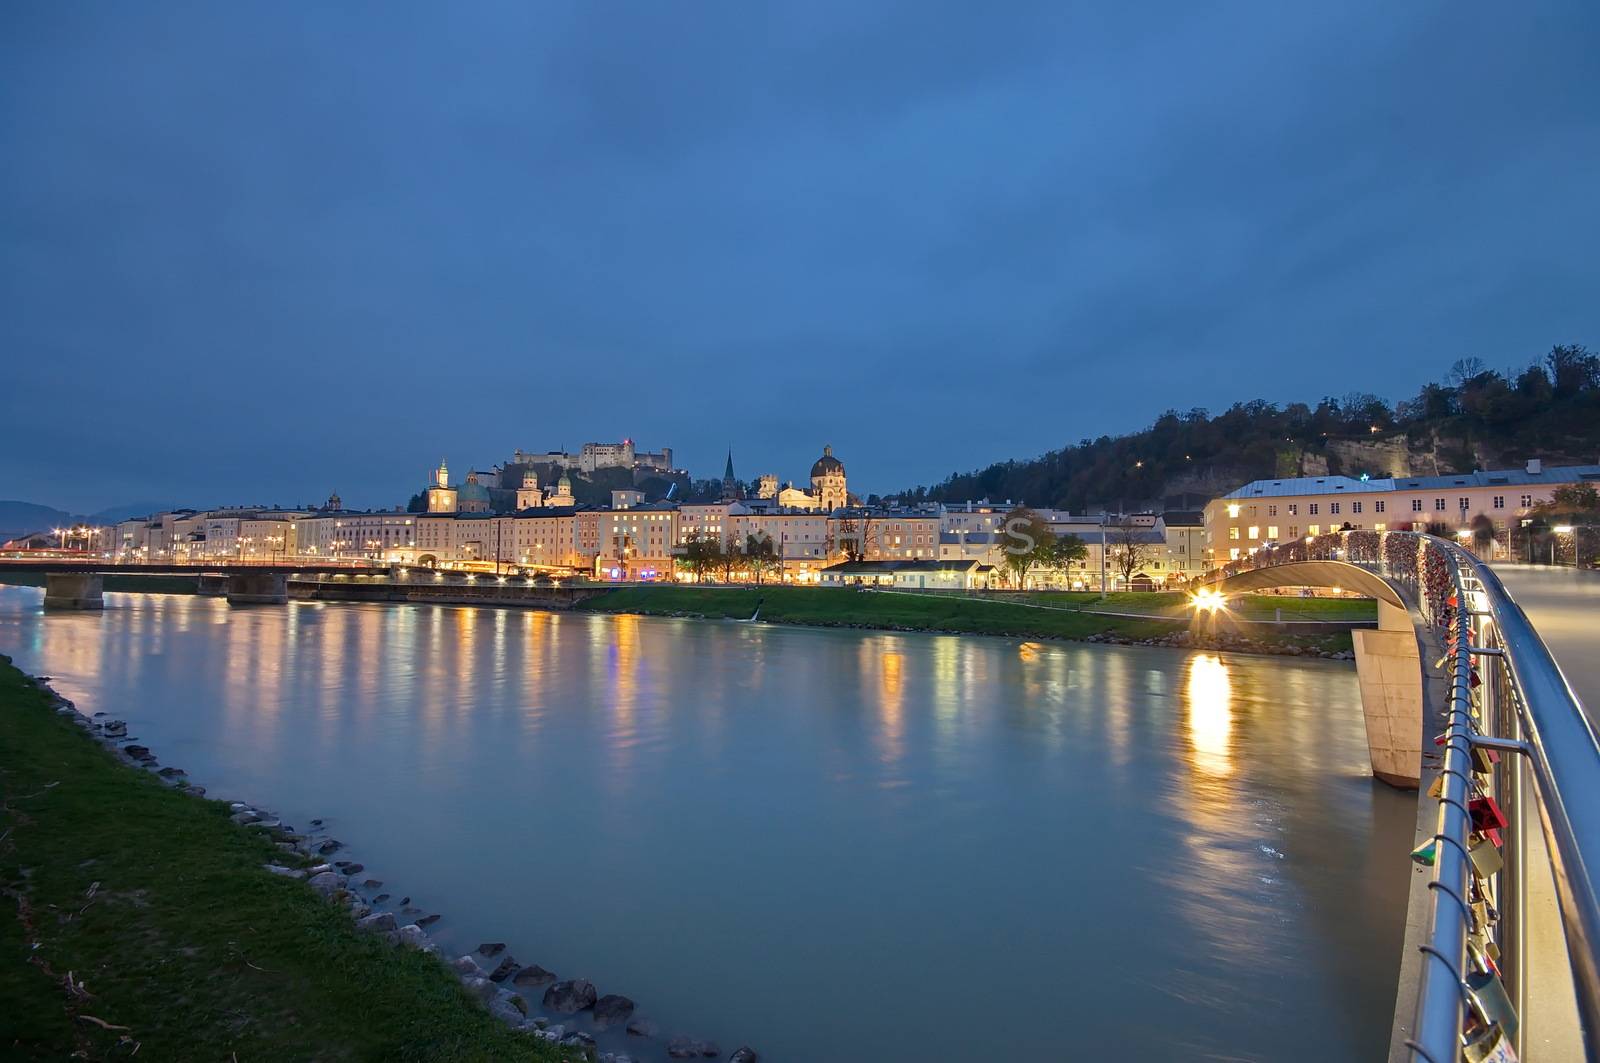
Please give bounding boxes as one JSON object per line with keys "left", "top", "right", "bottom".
{"left": 1247, "top": 526, "right": 1259, "bottom": 540}
{"left": 1267, "top": 526, "right": 1278, "bottom": 539}
{"left": 1228, "top": 527, "right": 1240, "bottom": 540}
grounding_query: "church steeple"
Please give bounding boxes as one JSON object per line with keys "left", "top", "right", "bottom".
{"left": 721, "top": 449, "right": 742, "bottom": 501}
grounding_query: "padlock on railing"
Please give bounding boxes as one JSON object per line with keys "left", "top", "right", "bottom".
{"left": 1469, "top": 795, "right": 1508, "bottom": 834}
{"left": 1467, "top": 950, "right": 1519, "bottom": 1043}
{"left": 1469, "top": 836, "right": 1503, "bottom": 879}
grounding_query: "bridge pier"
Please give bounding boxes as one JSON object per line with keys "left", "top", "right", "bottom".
{"left": 198, "top": 574, "right": 227, "bottom": 597}
{"left": 225, "top": 572, "right": 289, "bottom": 605}
{"left": 1351, "top": 630, "right": 1423, "bottom": 788}
{"left": 43, "top": 572, "right": 103, "bottom": 610}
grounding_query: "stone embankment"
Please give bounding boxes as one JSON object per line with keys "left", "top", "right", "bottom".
{"left": 29, "top": 671, "right": 759, "bottom": 1063}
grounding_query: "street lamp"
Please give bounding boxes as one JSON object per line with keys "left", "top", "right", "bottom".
{"left": 1554, "top": 525, "right": 1574, "bottom": 566}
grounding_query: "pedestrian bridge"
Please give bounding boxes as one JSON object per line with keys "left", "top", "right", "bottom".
{"left": 1207, "top": 533, "right": 1600, "bottom": 1062}
{"left": 1205, "top": 560, "right": 1421, "bottom": 788}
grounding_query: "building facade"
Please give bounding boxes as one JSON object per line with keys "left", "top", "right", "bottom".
{"left": 1202, "top": 461, "right": 1600, "bottom": 567}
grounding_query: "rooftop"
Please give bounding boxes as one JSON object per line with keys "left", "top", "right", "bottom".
{"left": 1223, "top": 464, "right": 1600, "bottom": 500}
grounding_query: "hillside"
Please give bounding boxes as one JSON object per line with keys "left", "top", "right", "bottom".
{"left": 900, "top": 344, "right": 1600, "bottom": 512}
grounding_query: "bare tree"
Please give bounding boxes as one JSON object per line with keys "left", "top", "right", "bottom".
{"left": 833, "top": 511, "right": 879, "bottom": 562}
{"left": 1107, "top": 518, "right": 1153, "bottom": 588}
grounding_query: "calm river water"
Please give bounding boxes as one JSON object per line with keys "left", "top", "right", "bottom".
{"left": 0, "top": 588, "right": 1413, "bottom": 1061}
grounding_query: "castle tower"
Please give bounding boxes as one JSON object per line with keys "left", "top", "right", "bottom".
{"left": 516, "top": 469, "right": 543, "bottom": 510}
{"left": 811, "top": 444, "right": 847, "bottom": 511}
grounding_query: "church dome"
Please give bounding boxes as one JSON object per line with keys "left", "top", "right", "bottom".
{"left": 458, "top": 477, "right": 490, "bottom": 504}
{"left": 810, "top": 445, "right": 844, "bottom": 478}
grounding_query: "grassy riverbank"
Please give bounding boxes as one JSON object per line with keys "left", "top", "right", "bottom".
{"left": 0, "top": 656, "right": 566, "bottom": 1062}
{"left": 573, "top": 585, "right": 1357, "bottom": 653}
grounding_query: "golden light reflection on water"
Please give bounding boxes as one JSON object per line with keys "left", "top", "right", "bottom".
{"left": 862, "top": 640, "right": 906, "bottom": 782}
{"left": 1185, "top": 654, "right": 1234, "bottom": 779}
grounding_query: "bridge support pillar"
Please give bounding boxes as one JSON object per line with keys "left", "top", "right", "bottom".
{"left": 225, "top": 572, "right": 288, "bottom": 605}
{"left": 43, "top": 572, "right": 103, "bottom": 610}
{"left": 1352, "top": 629, "right": 1423, "bottom": 788}
{"left": 197, "top": 574, "right": 227, "bottom": 597}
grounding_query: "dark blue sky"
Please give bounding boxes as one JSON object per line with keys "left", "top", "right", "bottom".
{"left": 4, "top": 2, "right": 1597, "bottom": 513}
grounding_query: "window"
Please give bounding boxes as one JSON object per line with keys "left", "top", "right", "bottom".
{"left": 1493, "top": 496, "right": 1505, "bottom": 509}
{"left": 1288, "top": 504, "right": 1298, "bottom": 516}
{"left": 1247, "top": 526, "right": 1259, "bottom": 540}
{"left": 1375, "top": 500, "right": 1386, "bottom": 513}
{"left": 1352, "top": 502, "right": 1363, "bottom": 514}
{"left": 1309, "top": 503, "right": 1320, "bottom": 515}
{"left": 1412, "top": 499, "right": 1423, "bottom": 512}
{"left": 1458, "top": 497, "right": 1469, "bottom": 510}
{"left": 1521, "top": 494, "right": 1533, "bottom": 507}
{"left": 1267, "top": 505, "right": 1278, "bottom": 517}
{"left": 1309, "top": 524, "right": 1320, "bottom": 536}
{"left": 1434, "top": 498, "right": 1447, "bottom": 511}
{"left": 1228, "top": 527, "right": 1240, "bottom": 540}
{"left": 1329, "top": 502, "right": 1341, "bottom": 515}
{"left": 1229, "top": 548, "right": 1240, "bottom": 561}
{"left": 1267, "top": 525, "right": 1279, "bottom": 539}
{"left": 1288, "top": 526, "right": 1299, "bottom": 538}
{"left": 1374, "top": 523, "right": 1387, "bottom": 532}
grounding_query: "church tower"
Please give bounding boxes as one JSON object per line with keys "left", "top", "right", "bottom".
{"left": 426, "top": 460, "right": 458, "bottom": 514}
{"left": 811, "top": 445, "right": 847, "bottom": 511}
{"left": 516, "top": 469, "right": 543, "bottom": 510}
{"left": 721, "top": 450, "right": 743, "bottom": 501}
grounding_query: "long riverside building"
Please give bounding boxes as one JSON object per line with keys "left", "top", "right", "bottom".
{"left": 1202, "top": 459, "right": 1600, "bottom": 567}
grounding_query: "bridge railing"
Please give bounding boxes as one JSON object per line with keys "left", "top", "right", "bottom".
{"left": 1218, "top": 530, "right": 1600, "bottom": 1060}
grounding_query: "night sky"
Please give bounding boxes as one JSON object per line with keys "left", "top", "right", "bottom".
{"left": 4, "top": 2, "right": 1597, "bottom": 513}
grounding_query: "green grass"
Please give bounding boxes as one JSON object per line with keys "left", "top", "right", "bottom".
{"left": 0, "top": 656, "right": 569, "bottom": 1062}
{"left": 1011, "top": 590, "right": 1377, "bottom": 621}
{"left": 573, "top": 585, "right": 1355, "bottom": 652}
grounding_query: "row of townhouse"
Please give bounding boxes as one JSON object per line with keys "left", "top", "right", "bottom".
{"left": 110, "top": 494, "right": 1206, "bottom": 588}
{"left": 1201, "top": 459, "right": 1600, "bottom": 567}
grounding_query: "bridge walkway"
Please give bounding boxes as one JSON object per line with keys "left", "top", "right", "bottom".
{"left": 1491, "top": 563, "right": 1600, "bottom": 731}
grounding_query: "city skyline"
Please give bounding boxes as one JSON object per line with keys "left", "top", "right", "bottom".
{"left": 6, "top": 3, "right": 1600, "bottom": 511}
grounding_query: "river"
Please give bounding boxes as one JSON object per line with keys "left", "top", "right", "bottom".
{"left": 0, "top": 588, "right": 1413, "bottom": 1061}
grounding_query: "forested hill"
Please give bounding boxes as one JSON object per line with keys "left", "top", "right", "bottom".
{"left": 898, "top": 344, "right": 1600, "bottom": 513}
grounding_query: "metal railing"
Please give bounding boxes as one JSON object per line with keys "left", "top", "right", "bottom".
{"left": 1415, "top": 540, "right": 1600, "bottom": 1063}
{"left": 1226, "top": 530, "right": 1600, "bottom": 1060}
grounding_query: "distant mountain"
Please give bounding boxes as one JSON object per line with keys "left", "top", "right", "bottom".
{"left": 0, "top": 500, "right": 76, "bottom": 542}
{"left": 0, "top": 499, "right": 179, "bottom": 542}
{"left": 899, "top": 343, "right": 1600, "bottom": 512}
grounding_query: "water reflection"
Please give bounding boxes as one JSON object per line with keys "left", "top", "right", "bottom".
{"left": 0, "top": 588, "right": 1412, "bottom": 1063}
{"left": 1185, "top": 654, "right": 1234, "bottom": 779}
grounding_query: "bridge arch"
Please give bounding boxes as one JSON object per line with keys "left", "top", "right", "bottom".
{"left": 1207, "top": 559, "right": 1422, "bottom": 788}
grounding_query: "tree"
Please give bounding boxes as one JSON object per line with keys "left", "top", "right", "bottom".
{"left": 1546, "top": 344, "right": 1600, "bottom": 398}
{"left": 833, "top": 511, "right": 878, "bottom": 562}
{"left": 1107, "top": 518, "right": 1153, "bottom": 588}
{"left": 745, "top": 533, "right": 781, "bottom": 585}
{"left": 996, "top": 506, "right": 1055, "bottom": 589}
{"left": 677, "top": 530, "right": 718, "bottom": 581}
{"left": 406, "top": 492, "right": 427, "bottom": 513}
{"left": 1051, "top": 533, "right": 1088, "bottom": 571}
{"left": 1550, "top": 483, "right": 1600, "bottom": 513}
{"left": 718, "top": 534, "right": 744, "bottom": 582}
